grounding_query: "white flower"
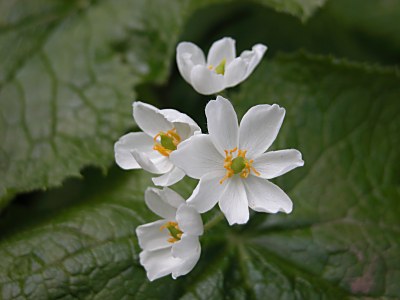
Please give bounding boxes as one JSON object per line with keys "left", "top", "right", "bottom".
{"left": 176, "top": 37, "right": 267, "bottom": 95}
{"left": 114, "top": 102, "right": 201, "bottom": 186}
{"left": 136, "top": 187, "right": 203, "bottom": 281}
{"left": 170, "top": 96, "right": 304, "bottom": 225}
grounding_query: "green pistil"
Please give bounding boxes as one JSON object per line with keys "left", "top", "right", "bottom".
{"left": 160, "top": 134, "right": 177, "bottom": 150}
{"left": 167, "top": 225, "right": 182, "bottom": 240}
{"left": 231, "top": 156, "right": 245, "bottom": 174}
{"left": 215, "top": 58, "right": 226, "bottom": 75}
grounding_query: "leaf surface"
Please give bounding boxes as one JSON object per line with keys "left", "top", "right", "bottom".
{"left": 0, "top": 0, "right": 326, "bottom": 209}
{"left": 1, "top": 53, "right": 399, "bottom": 299}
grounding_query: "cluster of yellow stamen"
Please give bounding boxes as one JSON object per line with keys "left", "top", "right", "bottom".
{"left": 153, "top": 128, "right": 181, "bottom": 157}
{"left": 219, "top": 147, "right": 260, "bottom": 184}
{"left": 160, "top": 221, "right": 183, "bottom": 243}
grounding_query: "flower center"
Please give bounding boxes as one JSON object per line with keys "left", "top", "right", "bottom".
{"left": 208, "top": 58, "right": 226, "bottom": 75}
{"left": 220, "top": 147, "right": 260, "bottom": 184}
{"left": 160, "top": 221, "right": 183, "bottom": 243}
{"left": 153, "top": 128, "right": 181, "bottom": 157}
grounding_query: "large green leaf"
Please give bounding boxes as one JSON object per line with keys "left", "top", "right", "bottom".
{"left": 255, "top": 0, "right": 326, "bottom": 22}
{"left": 0, "top": 0, "right": 326, "bottom": 210}
{"left": 178, "top": 0, "right": 400, "bottom": 73}
{"left": 1, "top": 53, "right": 399, "bottom": 299}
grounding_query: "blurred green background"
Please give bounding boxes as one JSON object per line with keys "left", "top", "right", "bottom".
{"left": 0, "top": 0, "right": 399, "bottom": 299}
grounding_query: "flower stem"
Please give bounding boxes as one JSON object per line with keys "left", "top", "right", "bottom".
{"left": 204, "top": 211, "right": 225, "bottom": 231}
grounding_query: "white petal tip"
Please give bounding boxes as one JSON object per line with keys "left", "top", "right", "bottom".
{"left": 223, "top": 208, "right": 250, "bottom": 226}
{"left": 254, "top": 43, "right": 268, "bottom": 52}
{"left": 283, "top": 207, "right": 293, "bottom": 214}
{"left": 215, "top": 95, "right": 229, "bottom": 102}
{"left": 132, "top": 101, "right": 143, "bottom": 109}
{"left": 146, "top": 273, "right": 158, "bottom": 282}
{"left": 292, "top": 149, "right": 305, "bottom": 167}
{"left": 251, "top": 205, "right": 293, "bottom": 215}
{"left": 193, "top": 86, "right": 220, "bottom": 96}
{"left": 226, "top": 216, "right": 249, "bottom": 226}
{"left": 279, "top": 202, "right": 293, "bottom": 214}
{"left": 271, "top": 103, "right": 285, "bottom": 111}
{"left": 222, "top": 37, "right": 235, "bottom": 42}
{"left": 151, "top": 177, "right": 163, "bottom": 186}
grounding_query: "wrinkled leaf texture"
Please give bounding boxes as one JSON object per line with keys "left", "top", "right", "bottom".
{"left": 1, "top": 0, "right": 399, "bottom": 299}
{"left": 1, "top": 53, "right": 399, "bottom": 299}
{"left": 0, "top": 0, "right": 326, "bottom": 209}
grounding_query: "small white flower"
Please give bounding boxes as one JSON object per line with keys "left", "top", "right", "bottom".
{"left": 176, "top": 37, "right": 267, "bottom": 95}
{"left": 114, "top": 102, "right": 201, "bottom": 186}
{"left": 170, "top": 96, "right": 304, "bottom": 225}
{"left": 136, "top": 187, "right": 203, "bottom": 281}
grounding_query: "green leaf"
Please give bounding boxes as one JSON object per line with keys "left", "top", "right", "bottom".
{"left": 0, "top": 0, "right": 325, "bottom": 209}
{"left": 182, "top": 0, "right": 400, "bottom": 71}
{"left": 325, "top": 0, "right": 400, "bottom": 60}
{"left": 256, "top": 0, "right": 326, "bottom": 22}
{"left": 1, "top": 53, "right": 399, "bottom": 298}
{"left": 0, "top": 0, "right": 146, "bottom": 203}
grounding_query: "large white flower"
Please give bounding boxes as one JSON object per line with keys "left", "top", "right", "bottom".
{"left": 114, "top": 102, "right": 201, "bottom": 186}
{"left": 170, "top": 96, "right": 304, "bottom": 225}
{"left": 176, "top": 37, "right": 267, "bottom": 95}
{"left": 136, "top": 187, "right": 203, "bottom": 281}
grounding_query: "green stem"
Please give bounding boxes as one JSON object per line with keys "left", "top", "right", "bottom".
{"left": 204, "top": 211, "right": 225, "bottom": 231}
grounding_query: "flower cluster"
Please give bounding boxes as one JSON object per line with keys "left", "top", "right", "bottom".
{"left": 114, "top": 37, "right": 304, "bottom": 281}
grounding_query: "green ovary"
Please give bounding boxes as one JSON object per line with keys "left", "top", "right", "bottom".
{"left": 215, "top": 58, "right": 226, "bottom": 75}
{"left": 160, "top": 134, "right": 177, "bottom": 150}
{"left": 167, "top": 224, "right": 182, "bottom": 240}
{"left": 231, "top": 156, "right": 245, "bottom": 174}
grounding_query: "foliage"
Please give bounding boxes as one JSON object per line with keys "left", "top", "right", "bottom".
{"left": 1, "top": 0, "right": 399, "bottom": 298}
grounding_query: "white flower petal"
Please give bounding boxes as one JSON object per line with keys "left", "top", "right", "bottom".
{"left": 176, "top": 42, "right": 206, "bottom": 83}
{"left": 239, "top": 104, "right": 285, "bottom": 158}
{"left": 190, "top": 65, "right": 226, "bottom": 95}
{"left": 172, "top": 254, "right": 200, "bottom": 279}
{"left": 171, "top": 235, "right": 201, "bottom": 279}
{"left": 207, "top": 37, "right": 236, "bottom": 66}
{"left": 170, "top": 134, "right": 224, "bottom": 179}
{"left": 224, "top": 57, "right": 247, "bottom": 88}
{"left": 159, "top": 187, "right": 186, "bottom": 208}
{"left": 176, "top": 204, "right": 203, "bottom": 236}
{"left": 133, "top": 102, "right": 173, "bottom": 137}
{"left": 139, "top": 248, "right": 180, "bottom": 281}
{"left": 171, "top": 234, "right": 201, "bottom": 260}
{"left": 152, "top": 167, "right": 186, "bottom": 187}
{"left": 187, "top": 171, "right": 226, "bottom": 213}
{"left": 205, "top": 96, "right": 239, "bottom": 153}
{"left": 149, "top": 187, "right": 185, "bottom": 212}
{"left": 136, "top": 220, "right": 171, "bottom": 251}
{"left": 244, "top": 176, "right": 293, "bottom": 214}
{"left": 145, "top": 187, "right": 183, "bottom": 219}
{"left": 160, "top": 108, "right": 201, "bottom": 140}
{"left": 252, "top": 149, "right": 304, "bottom": 179}
{"left": 240, "top": 43, "right": 267, "bottom": 79}
{"left": 218, "top": 177, "right": 249, "bottom": 225}
{"left": 174, "top": 122, "right": 199, "bottom": 141}
{"left": 114, "top": 132, "right": 154, "bottom": 169}
{"left": 131, "top": 149, "right": 173, "bottom": 174}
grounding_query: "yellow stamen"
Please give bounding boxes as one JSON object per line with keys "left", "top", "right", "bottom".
{"left": 160, "top": 221, "right": 183, "bottom": 243}
{"left": 153, "top": 128, "right": 181, "bottom": 157}
{"left": 219, "top": 147, "right": 260, "bottom": 184}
